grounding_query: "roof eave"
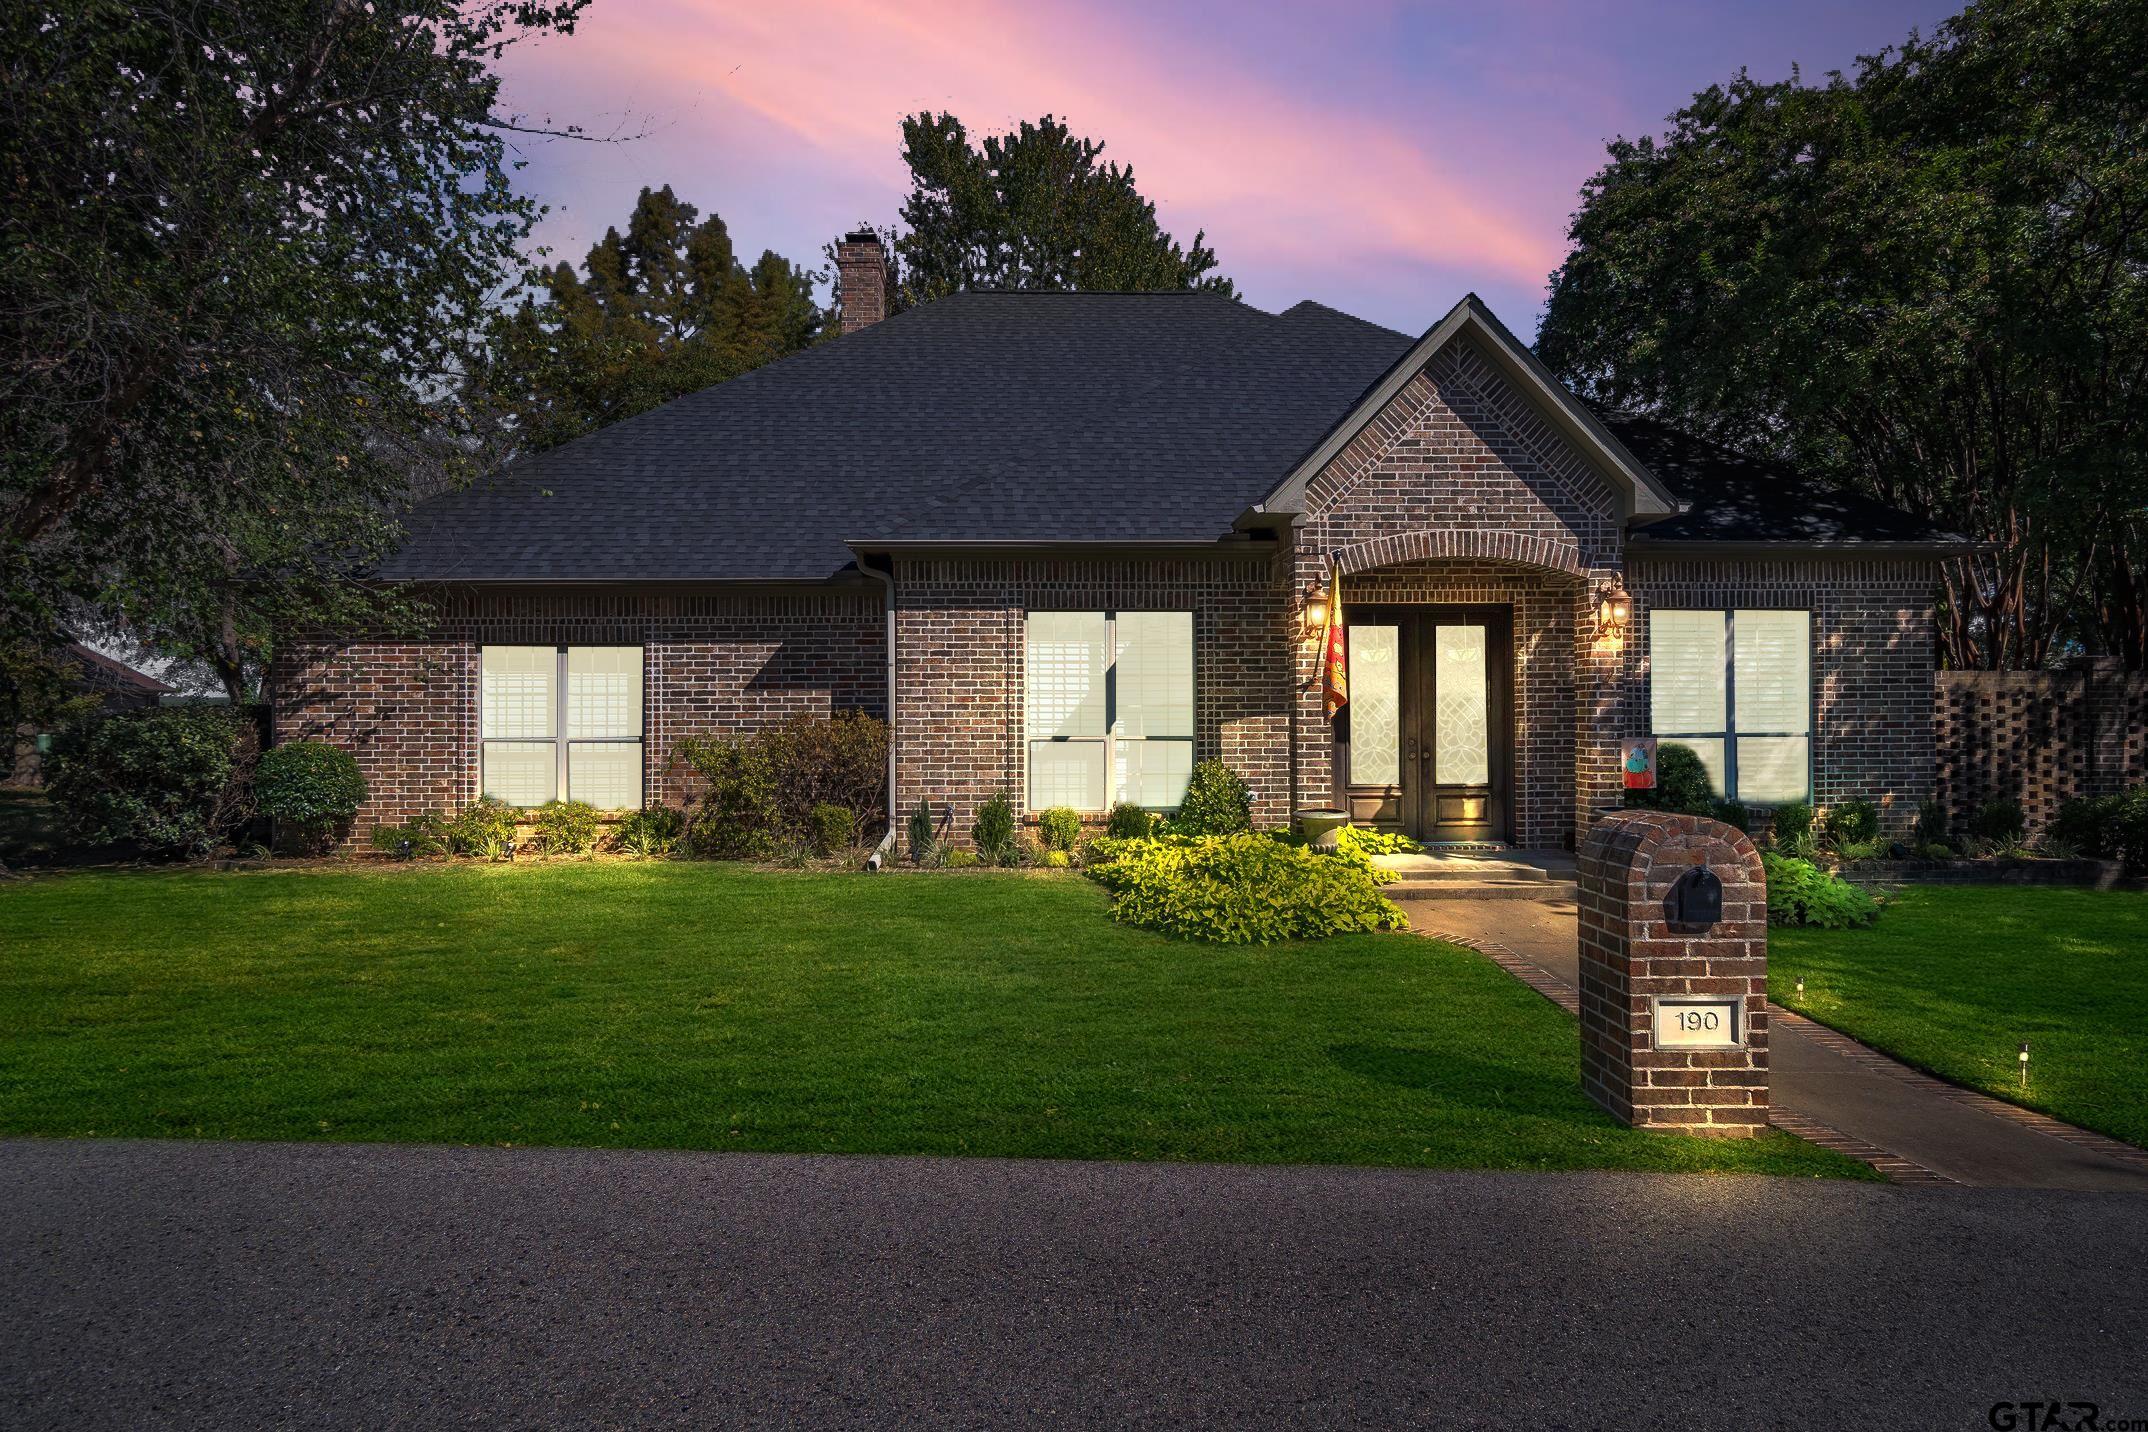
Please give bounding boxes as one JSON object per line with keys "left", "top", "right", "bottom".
{"left": 1623, "top": 536, "right": 1982, "bottom": 558}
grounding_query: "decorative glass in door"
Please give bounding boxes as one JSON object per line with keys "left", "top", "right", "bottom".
{"left": 1348, "top": 625, "right": 1401, "bottom": 786}
{"left": 1432, "top": 624, "right": 1489, "bottom": 786}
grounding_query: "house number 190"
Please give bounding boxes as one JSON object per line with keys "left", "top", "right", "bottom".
{"left": 1652, "top": 998, "right": 1742, "bottom": 1049}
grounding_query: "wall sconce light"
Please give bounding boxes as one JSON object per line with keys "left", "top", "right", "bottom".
{"left": 1595, "top": 581, "right": 1632, "bottom": 641}
{"left": 1301, "top": 583, "right": 1330, "bottom": 640}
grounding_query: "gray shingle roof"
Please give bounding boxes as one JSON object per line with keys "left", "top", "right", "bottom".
{"left": 379, "top": 291, "right": 1960, "bottom": 582}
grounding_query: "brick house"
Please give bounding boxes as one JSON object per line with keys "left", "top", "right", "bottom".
{"left": 273, "top": 233, "right": 1966, "bottom": 849}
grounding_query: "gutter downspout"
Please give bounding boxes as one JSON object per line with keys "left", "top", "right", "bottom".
{"left": 862, "top": 554, "right": 899, "bottom": 870}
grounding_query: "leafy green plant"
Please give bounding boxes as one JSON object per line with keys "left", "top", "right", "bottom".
{"left": 45, "top": 705, "right": 256, "bottom": 858}
{"left": 615, "top": 805, "right": 687, "bottom": 859}
{"left": 1624, "top": 742, "right": 1716, "bottom": 816}
{"left": 1038, "top": 805, "right": 1082, "bottom": 852}
{"left": 368, "top": 813, "right": 448, "bottom": 859}
{"left": 809, "top": 803, "right": 855, "bottom": 856}
{"left": 443, "top": 797, "right": 518, "bottom": 859}
{"left": 254, "top": 740, "right": 368, "bottom": 852}
{"left": 1172, "top": 760, "right": 1253, "bottom": 835}
{"left": 1771, "top": 800, "right": 1815, "bottom": 855}
{"left": 1039, "top": 849, "right": 1071, "bottom": 869}
{"left": 2048, "top": 788, "right": 2148, "bottom": 869}
{"left": 1335, "top": 827, "right": 1420, "bottom": 855}
{"left": 1105, "top": 802, "right": 1154, "bottom": 840}
{"left": 1969, "top": 798, "right": 2025, "bottom": 844}
{"left": 1087, "top": 833, "right": 1409, "bottom": 944}
{"left": 1708, "top": 798, "right": 1751, "bottom": 834}
{"left": 673, "top": 712, "right": 889, "bottom": 858}
{"left": 907, "top": 799, "right": 938, "bottom": 866}
{"left": 1761, "top": 851, "right": 1880, "bottom": 929}
{"left": 1823, "top": 798, "right": 1881, "bottom": 849}
{"left": 1832, "top": 837, "right": 1889, "bottom": 863}
{"left": 533, "top": 799, "right": 601, "bottom": 856}
{"left": 942, "top": 847, "right": 981, "bottom": 868}
{"left": 972, "top": 793, "right": 1017, "bottom": 866}
{"left": 1910, "top": 798, "right": 1949, "bottom": 849}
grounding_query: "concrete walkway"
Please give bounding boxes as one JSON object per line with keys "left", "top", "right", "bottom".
{"left": 1406, "top": 896, "right": 2148, "bottom": 1191}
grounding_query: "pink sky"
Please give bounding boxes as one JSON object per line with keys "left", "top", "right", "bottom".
{"left": 495, "top": 0, "right": 1957, "bottom": 335}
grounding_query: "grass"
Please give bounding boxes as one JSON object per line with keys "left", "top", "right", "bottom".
{"left": 0, "top": 862, "right": 1864, "bottom": 1177}
{"left": 1773, "top": 885, "right": 2148, "bottom": 1148}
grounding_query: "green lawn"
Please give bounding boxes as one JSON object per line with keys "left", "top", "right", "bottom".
{"left": 1773, "top": 885, "right": 2148, "bottom": 1148}
{"left": 0, "top": 862, "right": 1863, "bottom": 1177}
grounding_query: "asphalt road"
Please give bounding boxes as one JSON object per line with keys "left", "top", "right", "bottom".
{"left": 4, "top": 1139, "right": 2145, "bottom": 1429}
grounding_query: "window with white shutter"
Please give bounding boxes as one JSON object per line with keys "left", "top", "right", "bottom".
{"left": 481, "top": 645, "right": 645, "bottom": 808}
{"left": 1025, "top": 611, "right": 1193, "bottom": 811}
{"left": 1648, "top": 609, "right": 1810, "bottom": 803}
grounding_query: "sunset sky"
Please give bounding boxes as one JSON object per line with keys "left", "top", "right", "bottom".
{"left": 494, "top": 0, "right": 1959, "bottom": 336}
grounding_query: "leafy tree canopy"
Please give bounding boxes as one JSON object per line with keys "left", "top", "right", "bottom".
{"left": 1537, "top": 0, "right": 2148, "bottom": 669}
{"left": 479, "top": 185, "right": 826, "bottom": 453}
{"left": 0, "top": 0, "right": 590, "bottom": 698}
{"left": 883, "top": 113, "right": 1233, "bottom": 307}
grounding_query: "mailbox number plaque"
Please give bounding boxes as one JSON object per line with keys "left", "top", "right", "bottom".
{"left": 1652, "top": 997, "right": 1743, "bottom": 1049}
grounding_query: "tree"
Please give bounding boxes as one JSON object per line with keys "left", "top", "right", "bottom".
{"left": 480, "top": 186, "right": 827, "bottom": 453}
{"left": 0, "top": 0, "right": 591, "bottom": 699}
{"left": 884, "top": 113, "right": 1233, "bottom": 307}
{"left": 1537, "top": 0, "right": 2148, "bottom": 669}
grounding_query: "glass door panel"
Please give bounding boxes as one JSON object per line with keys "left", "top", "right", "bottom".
{"left": 1432, "top": 624, "right": 1489, "bottom": 786}
{"left": 1348, "top": 625, "right": 1401, "bottom": 787}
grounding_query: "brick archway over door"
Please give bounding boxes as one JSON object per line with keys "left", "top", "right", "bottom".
{"left": 1328, "top": 529, "right": 1585, "bottom": 581}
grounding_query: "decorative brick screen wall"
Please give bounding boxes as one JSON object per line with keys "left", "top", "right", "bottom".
{"left": 1935, "top": 660, "right": 2148, "bottom": 831}
{"left": 1577, "top": 811, "right": 1769, "bottom": 1136}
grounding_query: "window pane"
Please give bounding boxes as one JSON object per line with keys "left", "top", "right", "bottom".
{"left": 482, "top": 646, "right": 555, "bottom": 740}
{"left": 1025, "top": 612, "right": 1106, "bottom": 739}
{"left": 1735, "top": 736, "right": 1809, "bottom": 803}
{"left": 567, "top": 647, "right": 643, "bottom": 740}
{"left": 482, "top": 740, "right": 555, "bottom": 807}
{"left": 1028, "top": 739, "right": 1106, "bottom": 810}
{"left": 1116, "top": 738, "right": 1192, "bottom": 808}
{"left": 568, "top": 742, "right": 642, "bottom": 809}
{"left": 1650, "top": 611, "right": 1726, "bottom": 735}
{"left": 1113, "top": 612, "right": 1193, "bottom": 739}
{"left": 1732, "top": 611, "right": 1810, "bottom": 735}
{"left": 1433, "top": 624, "right": 1490, "bottom": 786}
{"left": 1652, "top": 737, "right": 1725, "bottom": 799}
{"left": 1348, "top": 625, "right": 1400, "bottom": 786}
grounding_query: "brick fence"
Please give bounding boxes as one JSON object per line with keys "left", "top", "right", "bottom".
{"left": 1935, "top": 660, "right": 2148, "bottom": 830}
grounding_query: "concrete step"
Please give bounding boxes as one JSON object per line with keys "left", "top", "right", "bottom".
{"left": 1384, "top": 878, "right": 1578, "bottom": 902}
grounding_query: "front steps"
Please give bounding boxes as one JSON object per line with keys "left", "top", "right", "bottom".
{"left": 1371, "top": 850, "right": 1578, "bottom": 903}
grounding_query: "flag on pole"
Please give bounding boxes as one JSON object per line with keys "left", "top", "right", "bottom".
{"left": 1321, "top": 560, "right": 1347, "bottom": 721}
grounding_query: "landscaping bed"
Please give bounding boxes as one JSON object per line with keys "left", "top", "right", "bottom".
{"left": 0, "top": 863, "right": 1862, "bottom": 1178}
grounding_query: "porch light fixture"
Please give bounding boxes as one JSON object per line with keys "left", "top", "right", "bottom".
{"left": 1301, "top": 583, "right": 1330, "bottom": 640}
{"left": 1595, "top": 581, "right": 1633, "bottom": 641}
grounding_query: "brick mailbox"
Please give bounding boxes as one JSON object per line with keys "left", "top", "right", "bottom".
{"left": 1577, "top": 811, "right": 1769, "bottom": 1136}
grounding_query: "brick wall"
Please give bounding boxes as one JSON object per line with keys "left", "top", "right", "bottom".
{"left": 1935, "top": 660, "right": 2148, "bottom": 830}
{"left": 271, "top": 584, "right": 883, "bottom": 843}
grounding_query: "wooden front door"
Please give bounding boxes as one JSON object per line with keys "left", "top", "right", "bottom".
{"left": 1341, "top": 606, "right": 1512, "bottom": 844}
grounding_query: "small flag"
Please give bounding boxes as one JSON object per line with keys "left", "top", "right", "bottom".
{"left": 1622, "top": 737, "right": 1657, "bottom": 790}
{"left": 1322, "top": 561, "right": 1347, "bottom": 721}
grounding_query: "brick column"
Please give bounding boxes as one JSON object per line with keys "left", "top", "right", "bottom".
{"left": 1577, "top": 811, "right": 1769, "bottom": 1137}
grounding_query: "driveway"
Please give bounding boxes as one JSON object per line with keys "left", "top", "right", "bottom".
{"left": 4, "top": 1139, "right": 2145, "bottom": 1428}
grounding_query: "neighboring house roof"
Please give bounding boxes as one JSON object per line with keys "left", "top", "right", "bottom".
{"left": 65, "top": 642, "right": 173, "bottom": 701}
{"left": 379, "top": 290, "right": 1963, "bottom": 584}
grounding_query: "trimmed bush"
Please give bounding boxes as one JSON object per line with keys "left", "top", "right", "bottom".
{"left": 1086, "top": 833, "right": 1409, "bottom": 944}
{"left": 444, "top": 797, "right": 518, "bottom": 859}
{"left": 1707, "top": 798, "right": 1751, "bottom": 835}
{"left": 906, "top": 799, "right": 937, "bottom": 866}
{"left": 972, "top": 793, "right": 1017, "bottom": 866}
{"left": 46, "top": 705, "right": 255, "bottom": 858}
{"left": 809, "top": 802, "right": 855, "bottom": 856}
{"left": 532, "top": 799, "right": 601, "bottom": 856}
{"left": 1039, "top": 849, "right": 1071, "bottom": 869}
{"left": 1910, "top": 798, "right": 1949, "bottom": 849}
{"left": 1761, "top": 851, "right": 1879, "bottom": 928}
{"left": 1969, "top": 798, "right": 2026, "bottom": 844}
{"left": 1771, "top": 800, "right": 1815, "bottom": 855}
{"left": 1106, "top": 802, "right": 1154, "bottom": 840}
{"left": 2048, "top": 787, "right": 2148, "bottom": 870}
{"left": 1823, "top": 798, "right": 1881, "bottom": 849}
{"left": 1038, "top": 805, "right": 1082, "bottom": 852}
{"left": 615, "top": 805, "right": 686, "bottom": 858}
{"left": 369, "top": 812, "right": 448, "bottom": 859}
{"left": 673, "top": 712, "right": 888, "bottom": 858}
{"left": 1624, "top": 742, "right": 1715, "bottom": 816}
{"left": 1172, "top": 759, "right": 1253, "bottom": 835}
{"left": 254, "top": 740, "right": 367, "bottom": 852}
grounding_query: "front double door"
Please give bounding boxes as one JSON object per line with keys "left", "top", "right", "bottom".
{"left": 1342, "top": 606, "right": 1512, "bottom": 844}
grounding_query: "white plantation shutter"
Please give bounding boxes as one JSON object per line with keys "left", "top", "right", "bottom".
{"left": 481, "top": 645, "right": 645, "bottom": 809}
{"left": 1649, "top": 612, "right": 1726, "bottom": 735}
{"left": 1025, "top": 612, "right": 1107, "bottom": 739}
{"left": 1025, "top": 611, "right": 1194, "bottom": 810}
{"left": 1648, "top": 608, "right": 1811, "bottom": 803}
{"left": 481, "top": 646, "right": 556, "bottom": 740}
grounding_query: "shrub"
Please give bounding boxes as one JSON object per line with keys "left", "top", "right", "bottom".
{"left": 1624, "top": 742, "right": 1716, "bottom": 816}
{"left": 2048, "top": 789, "right": 2148, "bottom": 869}
{"left": 444, "top": 797, "right": 518, "bottom": 859}
{"left": 532, "top": 799, "right": 601, "bottom": 856}
{"left": 972, "top": 793, "right": 1017, "bottom": 866}
{"left": 1172, "top": 760, "right": 1253, "bottom": 835}
{"left": 809, "top": 802, "right": 855, "bottom": 856}
{"left": 1038, "top": 805, "right": 1082, "bottom": 852}
{"left": 1969, "top": 798, "right": 2026, "bottom": 844}
{"left": 1832, "top": 837, "right": 1889, "bottom": 863}
{"left": 1707, "top": 798, "right": 1751, "bottom": 835}
{"left": 1910, "top": 798, "right": 1949, "bottom": 848}
{"left": 943, "top": 847, "right": 981, "bottom": 868}
{"left": 1087, "top": 833, "right": 1409, "bottom": 944}
{"left": 1105, "top": 802, "right": 1154, "bottom": 840}
{"left": 1761, "top": 851, "right": 1880, "bottom": 929}
{"left": 254, "top": 740, "right": 367, "bottom": 852}
{"left": 673, "top": 712, "right": 889, "bottom": 858}
{"left": 1823, "top": 798, "right": 1880, "bottom": 849}
{"left": 1335, "top": 827, "right": 1420, "bottom": 856}
{"left": 46, "top": 705, "right": 255, "bottom": 858}
{"left": 1771, "top": 800, "right": 1815, "bottom": 855}
{"left": 369, "top": 812, "right": 448, "bottom": 859}
{"left": 1039, "top": 849, "right": 1071, "bottom": 869}
{"left": 906, "top": 799, "right": 937, "bottom": 865}
{"left": 615, "top": 805, "right": 687, "bottom": 858}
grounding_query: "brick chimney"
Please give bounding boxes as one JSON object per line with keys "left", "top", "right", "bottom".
{"left": 835, "top": 228, "right": 888, "bottom": 335}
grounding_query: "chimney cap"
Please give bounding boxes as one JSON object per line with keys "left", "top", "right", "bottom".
{"left": 842, "top": 227, "right": 882, "bottom": 246}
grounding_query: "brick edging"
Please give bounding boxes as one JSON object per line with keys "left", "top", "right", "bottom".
{"left": 1769, "top": 1005, "right": 2148, "bottom": 1173}
{"left": 1418, "top": 926, "right": 1957, "bottom": 1186}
